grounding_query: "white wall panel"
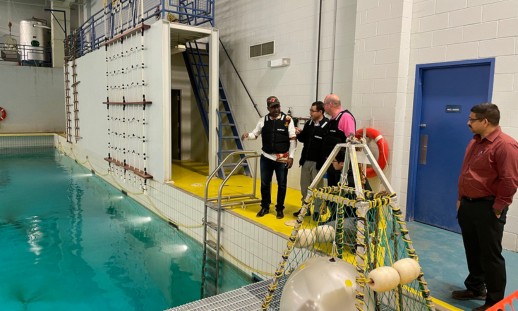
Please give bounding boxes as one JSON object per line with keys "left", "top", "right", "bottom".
{"left": 0, "top": 66, "right": 64, "bottom": 133}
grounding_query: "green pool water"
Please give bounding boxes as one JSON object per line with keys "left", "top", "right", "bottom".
{"left": 0, "top": 148, "right": 251, "bottom": 311}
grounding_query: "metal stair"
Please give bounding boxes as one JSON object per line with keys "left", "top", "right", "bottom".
{"left": 182, "top": 43, "right": 250, "bottom": 178}
{"left": 201, "top": 151, "right": 260, "bottom": 297}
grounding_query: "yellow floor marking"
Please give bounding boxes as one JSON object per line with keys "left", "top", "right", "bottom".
{"left": 430, "top": 297, "right": 463, "bottom": 311}
{"left": 171, "top": 160, "right": 306, "bottom": 237}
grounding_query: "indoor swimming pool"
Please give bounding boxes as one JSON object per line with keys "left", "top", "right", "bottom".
{"left": 0, "top": 147, "right": 251, "bottom": 311}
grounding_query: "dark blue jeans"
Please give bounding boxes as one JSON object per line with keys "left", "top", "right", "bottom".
{"left": 260, "top": 155, "right": 288, "bottom": 211}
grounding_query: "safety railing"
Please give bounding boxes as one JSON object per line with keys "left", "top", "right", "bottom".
{"left": 66, "top": 0, "right": 214, "bottom": 59}
{"left": 0, "top": 43, "right": 52, "bottom": 67}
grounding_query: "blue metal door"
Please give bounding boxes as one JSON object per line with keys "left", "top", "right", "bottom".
{"left": 410, "top": 60, "right": 494, "bottom": 232}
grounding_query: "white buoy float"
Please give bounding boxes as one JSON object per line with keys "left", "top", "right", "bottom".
{"left": 367, "top": 266, "right": 400, "bottom": 292}
{"left": 293, "top": 228, "right": 315, "bottom": 248}
{"left": 393, "top": 258, "right": 421, "bottom": 284}
{"left": 315, "top": 225, "right": 335, "bottom": 243}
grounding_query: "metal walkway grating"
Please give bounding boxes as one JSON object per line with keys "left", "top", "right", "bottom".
{"left": 166, "top": 279, "right": 277, "bottom": 311}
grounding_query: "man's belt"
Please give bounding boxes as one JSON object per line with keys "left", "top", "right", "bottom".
{"left": 462, "top": 196, "right": 495, "bottom": 202}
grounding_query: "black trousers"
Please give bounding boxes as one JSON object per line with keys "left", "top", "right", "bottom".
{"left": 458, "top": 198, "right": 508, "bottom": 305}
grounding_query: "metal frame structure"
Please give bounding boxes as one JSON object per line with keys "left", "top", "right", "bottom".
{"left": 66, "top": 0, "right": 214, "bottom": 58}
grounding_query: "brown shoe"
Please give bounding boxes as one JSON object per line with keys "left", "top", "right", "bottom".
{"left": 472, "top": 303, "right": 494, "bottom": 311}
{"left": 452, "top": 289, "right": 487, "bottom": 301}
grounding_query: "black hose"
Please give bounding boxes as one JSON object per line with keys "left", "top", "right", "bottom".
{"left": 219, "top": 38, "right": 262, "bottom": 117}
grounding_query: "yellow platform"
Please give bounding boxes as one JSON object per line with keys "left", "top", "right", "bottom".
{"left": 171, "top": 160, "right": 304, "bottom": 237}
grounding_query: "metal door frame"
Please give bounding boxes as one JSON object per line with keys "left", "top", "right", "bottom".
{"left": 406, "top": 58, "right": 495, "bottom": 220}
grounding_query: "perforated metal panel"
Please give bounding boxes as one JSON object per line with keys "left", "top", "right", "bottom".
{"left": 166, "top": 280, "right": 277, "bottom": 311}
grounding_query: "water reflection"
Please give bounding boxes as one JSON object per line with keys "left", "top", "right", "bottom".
{"left": 0, "top": 149, "right": 251, "bottom": 310}
{"left": 26, "top": 216, "right": 43, "bottom": 256}
{"left": 129, "top": 216, "right": 152, "bottom": 225}
{"left": 72, "top": 173, "right": 94, "bottom": 178}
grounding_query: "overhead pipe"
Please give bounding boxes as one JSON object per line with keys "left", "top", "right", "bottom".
{"left": 330, "top": 0, "right": 338, "bottom": 93}
{"left": 315, "top": 0, "right": 323, "bottom": 101}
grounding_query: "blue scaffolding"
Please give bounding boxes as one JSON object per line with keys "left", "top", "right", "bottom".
{"left": 67, "top": 0, "right": 214, "bottom": 58}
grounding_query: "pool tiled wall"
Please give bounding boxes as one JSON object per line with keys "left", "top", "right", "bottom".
{"left": 0, "top": 134, "right": 55, "bottom": 154}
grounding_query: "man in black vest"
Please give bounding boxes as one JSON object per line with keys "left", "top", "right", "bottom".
{"left": 321, "top": 93, "right": 356, "bottom": 187}
{"left": 293, "top": 100, "right": 329, "bottom": 217}
{"left": 242, "top": 96, "right": 297, "bottom": 219}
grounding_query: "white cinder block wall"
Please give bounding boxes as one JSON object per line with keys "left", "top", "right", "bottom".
{"left": 352, "top": 0, "right": 518, "bottom": 251}
{"left": 413, "top": 0, "right": 518, "bottom": 251}
{"left": 216, "top": 0, "right": 357, "bottom": 189}
{"left": 217, "top": 0, "right": 518, "bottom": 251}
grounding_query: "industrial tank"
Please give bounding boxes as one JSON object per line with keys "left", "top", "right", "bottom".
{"left": 19, "top": 19, "right": 51, "bottom": 64}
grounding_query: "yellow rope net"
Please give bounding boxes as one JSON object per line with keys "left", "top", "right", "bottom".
{"left": 261, "top": 183, "right": 434, "bottom": 311}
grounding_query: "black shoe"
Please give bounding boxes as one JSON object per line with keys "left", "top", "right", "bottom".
{"left": 293, "top": 209, "right": 311, "bottom": 217}
{"left": 452, "top": 289, "right": 487, "bottom": 301}
{"left": 472, "top": 303, "right": 494, "bottom": 311}
{"left": 256, "top": 208, "right": 269, "bottom": 217}
{"left": 276, "top": 210, "right": 284, "bottom": 219}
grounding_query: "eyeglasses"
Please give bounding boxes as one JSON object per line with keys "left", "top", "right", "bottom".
{"left": 309, "top": 109, "right": 319, "bottom": 113}
{"left": 468, "top": 118, "right": 485, "bottom": 123}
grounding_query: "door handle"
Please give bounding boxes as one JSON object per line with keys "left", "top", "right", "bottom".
{"left": 419, "top": 134, "right": 428, "bottom": 165}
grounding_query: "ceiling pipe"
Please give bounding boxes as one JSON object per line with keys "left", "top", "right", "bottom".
{"left": 315, "top": 0, "right": 323, "bottom": 101}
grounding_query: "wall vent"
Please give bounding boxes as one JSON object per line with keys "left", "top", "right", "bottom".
{"left": 250, "top": 41, "right": 274, "bottom": 58}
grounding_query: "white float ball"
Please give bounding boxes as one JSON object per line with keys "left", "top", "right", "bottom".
{"left": 294, "top": 228, "right": 315, "bottom": 248}
{"left": 393, "top": 258, "right": 421, "bottom": 284}
{"left": 280, "top": 256, "right": 358, "bottom": 311}
{"left": 367, "top": 266, "right": 400, "bottom": 292}
{"left": 315, "top": 225, "right": 336, "bottom": 243}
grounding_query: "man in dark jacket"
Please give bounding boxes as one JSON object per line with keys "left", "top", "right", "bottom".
{"left": 293, "top": 100, "right": 328, "bottom": 217}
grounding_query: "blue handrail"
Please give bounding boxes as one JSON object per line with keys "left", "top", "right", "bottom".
{"left": 67, "top": 0, "right": 214, "bottom": 59}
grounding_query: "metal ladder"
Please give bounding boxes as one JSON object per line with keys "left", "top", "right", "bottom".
{"left": 201, "top": 151, "right": 261, "bottom": 297}
{"left": 64, "top": 34, "right": 81, "bottom": 143}
{"left": 182, "top": 43, "right": 250, "bottom": 178}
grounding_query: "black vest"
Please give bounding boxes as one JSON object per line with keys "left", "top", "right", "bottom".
{"left": 261, "top": 113, "right": 290, "bottom": 154}
{"left": 298, "top": 117, "right": 329, "bottom": 168}
{"left": 322, "top": 110, "right": 356, "bottom": 157}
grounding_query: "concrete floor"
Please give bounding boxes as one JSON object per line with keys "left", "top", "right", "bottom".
{"left": 407, "top": 221, "right": 518, "bottom": 310}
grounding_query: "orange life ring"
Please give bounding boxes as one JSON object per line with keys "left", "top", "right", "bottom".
{"left": 0, "top": 107, "right": 6, "bottom": 121}
{"left": 355, "top": 128, "right": 389, "bottom": 178}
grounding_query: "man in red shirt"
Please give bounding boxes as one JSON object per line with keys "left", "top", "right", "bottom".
{"left": 453, "top": 103, "right": 518, "bottom": 311}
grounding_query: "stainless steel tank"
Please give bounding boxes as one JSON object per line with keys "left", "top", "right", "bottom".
{"left": 19, "top": 19, "right": 51, "bottom": 64}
